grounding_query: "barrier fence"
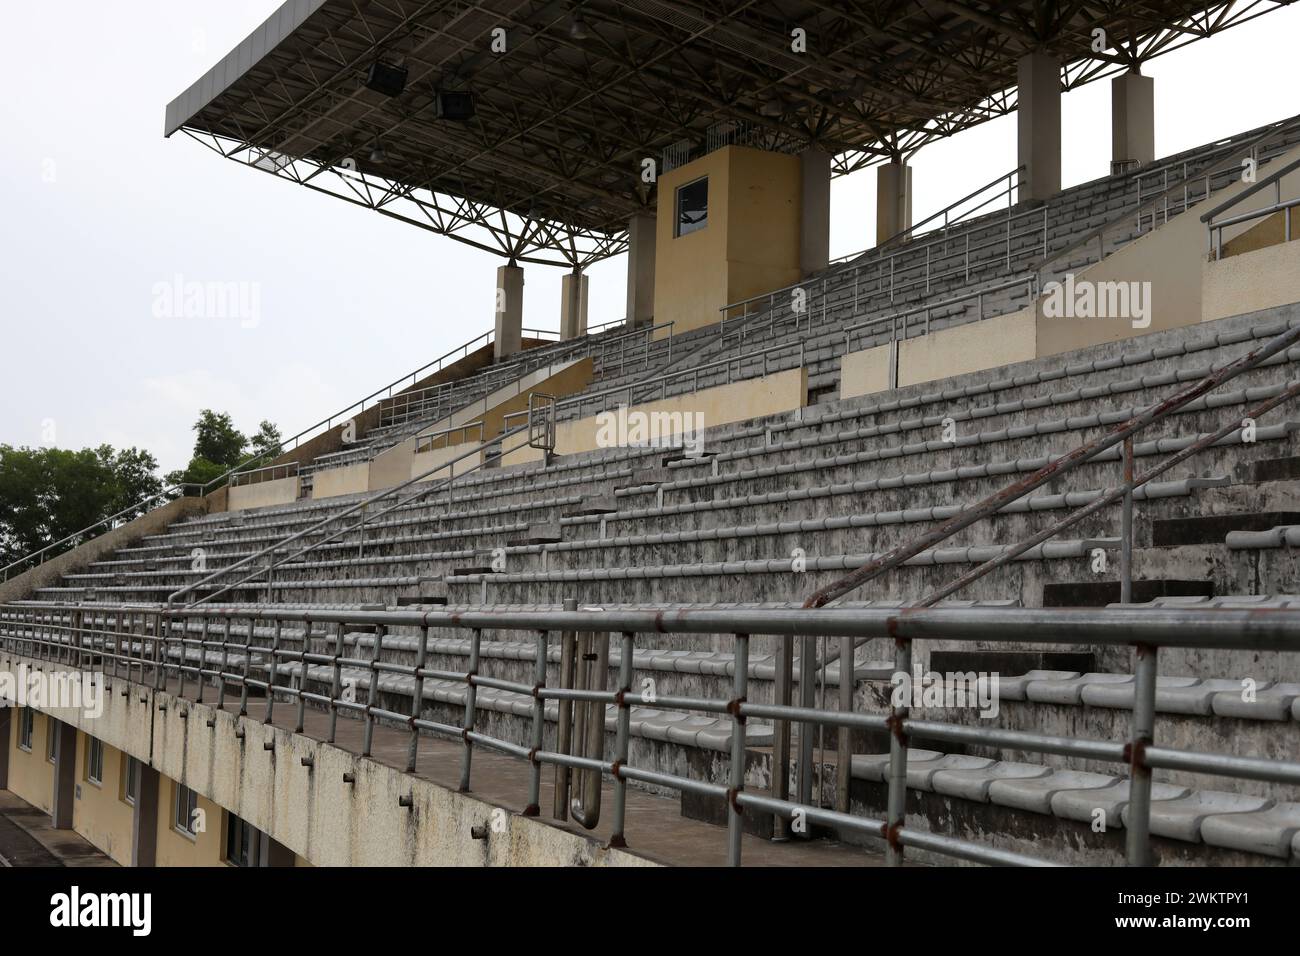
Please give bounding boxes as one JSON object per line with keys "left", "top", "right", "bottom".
{"left": 3, "top": 602, "right": 1300, "bottom": 867}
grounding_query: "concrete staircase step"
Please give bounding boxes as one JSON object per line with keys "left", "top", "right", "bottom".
{"left": 1041, "top": 578, "right": 1214, "bottom": 607}
{"left": 1153, "top": 511, "right": 1300, "bottom": 547}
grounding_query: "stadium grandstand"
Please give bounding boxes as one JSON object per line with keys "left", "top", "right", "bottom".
{"left": 6, "top": 0, "right": 1300, "bottom": 875}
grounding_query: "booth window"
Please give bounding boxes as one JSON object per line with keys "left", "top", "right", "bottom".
{"left": 675, "top": 177, "right": 708, "bottom": 237}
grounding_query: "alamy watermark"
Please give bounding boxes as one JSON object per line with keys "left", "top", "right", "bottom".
{"left": 1042, "top": 273, "right": 1151, "bottom": 329}
{"left": 594, "top": 407, "right": 706, "bottom": 458}
{"left": 0, "top": 665, "right": 104, "bottom": 718}
{"left": 152, "top": 273, "right": 261, "bottom": 329}
{"left": 890, "top": 667, "right": 1000, "bottom": 719}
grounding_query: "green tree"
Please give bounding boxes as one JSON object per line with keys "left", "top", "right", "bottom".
{"left": 247, "top": 420, "right": 284, "bottom": 465}
{"left": 192, "top": 409, "right": 246, "bottom": 469}
{"left": 0, "top": 444, "right": 163, "bottom": 568}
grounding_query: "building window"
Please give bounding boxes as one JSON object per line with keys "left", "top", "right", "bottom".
{"left": 18, "top": 709, "right": 33, "bottom": 751}
{"left": 46, "top": 717, "right": 58, "bottom": 763}
{"left": 122, "top": 757, "right": 141, "bottom": 806}
{"left": 174, "top": 784, "right": 199, "bottom": 839}
{"left": 86, "top": 737, "right": 104, "bottom": 786}
{"left": 675, "top": 176, "right": 708, "bottom": 237}
{"left": 225, "top": 813, "right": 263, "bottom": 868}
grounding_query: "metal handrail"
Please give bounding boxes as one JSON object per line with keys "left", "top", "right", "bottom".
{"left": 804, "top": 318, "right": 1300, "bottom": 609}
{"left": 721, "top": 168, "right": 1039, "bottom": 318}
{"left": 228, "top": 461, "right": 299, "bottom": 487}
{"left": 873, "top": 165, "right": 1023, "bottom": 252}
{"left": 6, "top": 601, "right": 1300, "bottom": 867}
{"left": 1201, "top": 154, "right": 1300, "bottom": 259}
{"left": 168, "top": 419, "right": 535, "bottom": 607}
{"left": 413, "top": 421, "right": 485, "bottom": 455}
{"left": 841, "top": 273, "right": 1040, "bottom": 355}
{"left": 1039, "top": 110, "right": 1300, "bottom": 275}
{"left": 500, "top": 340, "right": 804, "bottom": 427}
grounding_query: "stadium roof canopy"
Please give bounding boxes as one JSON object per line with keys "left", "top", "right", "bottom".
{"left": 166, "top": 0, "right": 1292, "bottom": 267}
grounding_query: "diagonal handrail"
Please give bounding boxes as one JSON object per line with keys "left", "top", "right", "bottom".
{"left": 917, "top": 379, "right": 1300, "bottom": 607}
{"left": 803, "top": 319, "right": 1300, "bottom": 608}
{"left": 1037, "top": 110, "right": 1300, "bottom": 277}
{"left": 168, "top": 419, "right": 536, "bottom": 608}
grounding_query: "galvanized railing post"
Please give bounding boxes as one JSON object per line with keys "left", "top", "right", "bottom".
{"left": 1121, "top": 438, "right": 1134, "bottom": 604}
{"left": 264, "top": 619, "right": 281, "bottom": 724}
{"left": 328, "top": 622, "right": 344, "bottom": 744}
{"left": 238, "top": 618, "right": 253, "bottom": 716}
{"left": 836, "top": 634, "right": 852, "bottom": 814}
{"left": 772, "top": 633, "right": 794, "bottom": 839}
{"left": 797, "top": 633, "right": 817, "bottom": 813}
{"left": 1126, "top": 643, "right": 1158, "bottom": 866}
{"left": 459, "top": 627, "right": 482, "bottom": 792}
{"left": 726, "top": 633, "right": 751, "bottom": 866}
{"left": 609, "top": 631, "right": 635, "bottom": 848}
{"left": 553, "top": 598, "right": 579, "bottom": 819}
{"left": 524, "top": 629, "right": 548, "bottom": 815}
{"left": 216, "top": 618, "right": 231, "bottom": 709}
{"left": 407, "top": 625, "right": 430, "bottom": 772}
{"left": 886, "top": 636, "right": 912, "bottom": 866}
{"left": 362, "top": 624, "right": 386, "bottom": 756}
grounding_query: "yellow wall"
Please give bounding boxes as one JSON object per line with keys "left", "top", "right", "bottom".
{"left": 1202, "top": 237, "right": 1300, "bottom": 323}
{"left": 901, "top": 308, "right": 1037, "bottom": 387}
{"left": 654, "top": 145, "right": 802, "bottom": 337}
{"left": 155, "top": 778, "right": 225, "bottom": 867}
{"left": 72, "top": 732, "right": 135, "bottom": 865}
{"left": 311, "top": 462, "right": 370, "bottom": 500}
{"left": 227, "top": 475, "right": 300, "bottom": 513}
{"left": 502, "top": 366, "right": 807, "bottom": 466}
{"left": 6, "top": 710, "right": 55, "bottom": 813}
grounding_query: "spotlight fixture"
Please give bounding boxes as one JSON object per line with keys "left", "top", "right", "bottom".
{"left": 569, "top": 16, "right": 591, "bottom": 40}
{"left": 365, "top": 60, "right": 408, "bottom": 97}
{"left": 369, "top": 142, "right": 388, "bottom": 164}
{"left": 758, "top": 95, "right": 785, "bottom": 117}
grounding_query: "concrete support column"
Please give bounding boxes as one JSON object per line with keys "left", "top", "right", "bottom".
{"left": 876, "top": 161, "right": 913, "bottom": 246}
{"left": 494, "top": 263, "right": 524, "bottom": 361}
{"left": 1017, "top": 52, "right": 1062, "bottom": 202}
{"left": 560, "top": 270, "right": 589, "bottom": 340}
{"left": 131, "top": 763, "right": 160, "bottom": 867}
{"left": 1112, "top": 71, "right": 1155, "bottom": 171}
{"left": 0, "top": 708, "right": 10, "bottom": 791}
{"left": 800, "top": 148, "right": 831, "bottom": 275}
{"left": 50, "top": 719, "right": 77, "bottom": 829}
{"left": 625, "top": 213, "right": 657, "bottom": 328}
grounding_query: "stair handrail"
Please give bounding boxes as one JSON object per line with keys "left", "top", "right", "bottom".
{"left": 803, "top": 318, "right": 1300, "bottom": 609}
{"left": 168, "top": 419, "right": 536, "bottom": 608}
{"left": 1200, "top": 153, "right": 1300, "bottom": 259}
{"left": 1037, "top": 111, "right": 1300, "bottom": 277}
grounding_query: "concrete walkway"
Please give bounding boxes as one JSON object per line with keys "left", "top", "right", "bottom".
{"left": 0, "top": 791, "right": 116, "bottom": 867}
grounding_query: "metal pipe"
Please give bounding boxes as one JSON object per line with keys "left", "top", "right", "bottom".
{"left": 726, "top": 632, "right": 750, "bottom": 866}
{"left": 886, "top": 637, "right": 911, "bottom": 866}
{"left": 524, "top": 629, "right": 548, "bottom": 815}
{"left": 459, "top": 628, "right": 481, "bottom": 792}
{"left": 1125, "top": 644, "right": 1158, "bottom": 866}
{"left": 1120, "top": 437, "right": 1134, "bottom": 604}
{"left": 609, "top": 631, "right": 635, "bottom": 848}
{"left": 553, "top": 598, "right": 578, "bottom": 820}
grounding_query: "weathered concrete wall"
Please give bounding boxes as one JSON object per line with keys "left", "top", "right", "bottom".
{"left": 311, "top": 462, "right": 370, "bottom": 500}
{"left": 227, "top": 475, "right": 300, "bottom": 512}
{"left": 501, "top": 366, "right": 808, "bottom": 467}
{"left": 0, "top": 496, "right": 208, "bottom": 603}
{"left": 0, "top": 649, "right": 654, "bottom": 868}
{"left": 1202, "top": 237, "right": 1300, "bottom": 323}
{"left": 900, "top": 307, "right": 1037, "bottom": 387}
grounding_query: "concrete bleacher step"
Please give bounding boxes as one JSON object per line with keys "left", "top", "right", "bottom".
{"left": 1248, "top": 455, "right": 1300, "bottom": 482}
{"left": 1041, "top": 579, "right": 1215, "bottom": 607}
{"left": 841, "top": 749, "right": 1300, "bottom": 863}
{"left": 1152, "top": 511, "right": 1300, "bottom": 547}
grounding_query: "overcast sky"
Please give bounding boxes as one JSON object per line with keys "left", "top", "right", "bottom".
{"left": 3, "top": 1, "right": 1300, "bottom": 474}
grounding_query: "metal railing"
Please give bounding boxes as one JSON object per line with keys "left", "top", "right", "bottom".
{"left": 841, "top": 273, "right": 1040, "bottom": 356}
{"left": 4, "top": 601, "right": 1300, "bottom": 867}
{"left": 228, "top": 461, "right": 300, "bottom": 488}
{"left": 1202, "top": 154, "right": 1300, "bottom": 260}
{"left": 1040, "top": 110, "right": 1300, "bottom": 277}
{"left": 165, "top": 417, "right": 538, "bottom": 608}
{"left": 501, "top": 340, "right": 805, "bottom": 428}
{"left": 871, "top": 165, "right": 1023, "bottom": 253}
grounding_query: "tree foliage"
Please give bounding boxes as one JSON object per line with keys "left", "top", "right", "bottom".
{"left": 0, "top": 444, "right": 163, "bottom": 568}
